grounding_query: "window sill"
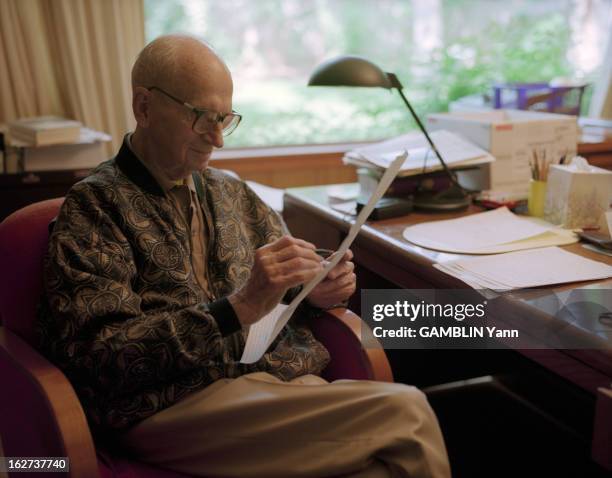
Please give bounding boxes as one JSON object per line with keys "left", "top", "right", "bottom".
{"left": 211, "top": 141, "right": 370, "bottom": 161}
{"left": 210, "top": 142, "right": 368, "bottom": 187}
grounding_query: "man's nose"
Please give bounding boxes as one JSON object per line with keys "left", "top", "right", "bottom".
{"left": 202, "top": 123, "right": 224, "bottom": 148}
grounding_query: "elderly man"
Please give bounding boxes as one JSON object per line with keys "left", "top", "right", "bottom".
{"left": 37, "top": 34, "right": 450, "bottom": 477}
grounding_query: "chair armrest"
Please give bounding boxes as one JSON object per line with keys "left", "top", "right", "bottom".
{"left": 0, "top": 327, "right": 99, "bottom": 478}
{"left": 310, "top": 308, "right": 393, "bottom": 383}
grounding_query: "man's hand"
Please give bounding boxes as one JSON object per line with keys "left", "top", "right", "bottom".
{"left": 306, "top": 249, "right": 356, "bottom": 309}
{"left": 229, "top": 236, "right": 323, "bottom": 326}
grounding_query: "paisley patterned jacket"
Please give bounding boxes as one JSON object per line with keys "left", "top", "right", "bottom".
{"left": 36, "top": 140, "right": 330, "bottom": 432}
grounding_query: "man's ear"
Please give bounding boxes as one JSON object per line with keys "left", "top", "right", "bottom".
{"left": 133, "top": 87, "right": 151, "bottom": 127}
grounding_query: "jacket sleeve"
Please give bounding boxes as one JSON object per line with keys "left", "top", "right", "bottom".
{"left": 38, "top": 189, "right": 240, "bottom": 399}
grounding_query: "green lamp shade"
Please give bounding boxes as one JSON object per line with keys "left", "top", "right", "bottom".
{"left": 308, "top": 55, "right": 392, "bottom": 89}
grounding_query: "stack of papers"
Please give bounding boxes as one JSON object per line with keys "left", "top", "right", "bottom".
{"left": 435, "top": 246, "right": 612, "bottom": 291}
{"left": 344, "top": 129, "right": 494, "bottom": 177}
{"left": 403, "top": 207, "right": 577, "bottom": 254}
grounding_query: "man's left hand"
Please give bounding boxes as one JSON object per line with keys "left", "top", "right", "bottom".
{"left": 306, "top": 250, "right": 356, "bottom": 309}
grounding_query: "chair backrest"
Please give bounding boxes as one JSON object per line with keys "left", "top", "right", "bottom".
{"left": 0, "top": 198, "right": 64, "bottom": 345}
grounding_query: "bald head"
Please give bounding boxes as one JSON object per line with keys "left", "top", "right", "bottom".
{"left": 129, "top": 34, "right": 234, "bottom": 180}
{"left": 131, "top": 34, "right": 232, "bottom": 101}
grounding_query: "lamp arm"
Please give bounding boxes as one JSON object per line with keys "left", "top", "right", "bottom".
{"left": 386, "top": 73, "right": 464, "bottom": 190}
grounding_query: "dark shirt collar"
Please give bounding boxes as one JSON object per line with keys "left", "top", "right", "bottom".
{"left": 115, "top": 135, "right": 165, "bottom": 197}
{"left": 116, "top": 134, "right": 206, "bottom": 202}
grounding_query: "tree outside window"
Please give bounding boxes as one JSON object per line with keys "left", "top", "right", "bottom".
{"left": 145, "top": 0, "right": 612, "bottom": 148}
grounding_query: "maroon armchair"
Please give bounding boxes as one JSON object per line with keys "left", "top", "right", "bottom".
{"left": 0, "top": 198, "right": 392, "bottom": 478}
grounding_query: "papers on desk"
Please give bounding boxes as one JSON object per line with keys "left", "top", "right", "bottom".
{"left": 403, "top": 207, "right": 577, "bottom": 254}
{"left": 344, "top": 130, "right": 494, "bottom": 177}
{"left": 435, "top": 247, "right": 612, "bottom": 291}
{"left": 239, "top": 153, "right": 407, "bottom": 364}
{"left": 246, "top": 181, "right": 284, "bottom": 212}
{"left": 407, "top": 208, "right": 609, "bottom": 291}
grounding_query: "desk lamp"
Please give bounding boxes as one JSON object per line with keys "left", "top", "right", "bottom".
{"left": 308, "top": 55, "right": 471, "bottom": 211}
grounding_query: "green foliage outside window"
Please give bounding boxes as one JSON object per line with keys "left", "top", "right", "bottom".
{"left": 144, "top": 0, "right": 608, "bottom": 147}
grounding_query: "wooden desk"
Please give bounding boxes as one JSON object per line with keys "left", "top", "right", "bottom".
{"left": 283, "top": 185, "right": 612, "bottom": 471}
{"left": 0, "top": 169, "right": 90, "bottom": 221}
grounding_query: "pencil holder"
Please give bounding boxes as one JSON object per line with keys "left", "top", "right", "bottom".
{"left": 528, "top": 180, "right": 547, "bottom": 217}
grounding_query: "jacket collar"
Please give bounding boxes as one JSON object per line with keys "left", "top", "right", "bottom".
{"left": 115, "top": 136, "right": 165, "bottom": 197}
{"left": 116, "top": 135, "right": 206, "bottom": 199}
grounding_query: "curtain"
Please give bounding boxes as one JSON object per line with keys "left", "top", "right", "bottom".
{"left": 0, "top": 0, "right": 145, "bottom": 154}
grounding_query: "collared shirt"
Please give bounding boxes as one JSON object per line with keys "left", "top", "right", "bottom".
{"left": 126, "top": 133, "right": 213, "bottom": 299}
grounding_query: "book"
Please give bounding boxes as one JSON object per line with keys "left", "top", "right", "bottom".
{"left": 22, "top": 142, "right": 106, "bottom": 172}
{"left": 8, "top": 116, "right": 82, "bottom": 146}
{"left": 343, "top": 129, "right": 494, "bottom": 178}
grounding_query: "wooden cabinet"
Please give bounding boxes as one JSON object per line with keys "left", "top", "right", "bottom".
{"left": 0, "top": 170, "right": 89, "bottom": 221}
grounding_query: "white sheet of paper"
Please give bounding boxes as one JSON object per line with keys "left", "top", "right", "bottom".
{"left": 345, "top": 130, "right": 494, "bottom": 175}
{"left": 437, "top": 262, "right": 505, "bottom": 290}
{"left": 403, "top": 207, "right": 577, "bottom": 253}
{"left": 330, "top": 200, "right": 357, "bottom": 215}
{"left": 327, "top": 185, "right": 359, "bottom": 201}
{"left": 246, "top": 181, "right": 285, "bottom": 212}
{"left": 240, "top": 153, "right": 407, "bottom": 364}
{"left": 434, "top": 246, "right": 612, "bottom": 290}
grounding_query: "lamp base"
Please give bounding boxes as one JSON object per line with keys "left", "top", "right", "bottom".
{"left": 413, "top": 184, "right": 471, "bottom": 211}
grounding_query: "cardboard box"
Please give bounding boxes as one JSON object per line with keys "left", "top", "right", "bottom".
{"left": 427, "top": 110, "right": 578, "bottom": 198}
{"left": 544, "top": 158, "right": 612, "bottom": 229}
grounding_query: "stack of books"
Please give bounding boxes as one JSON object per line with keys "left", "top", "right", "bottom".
{"left": 8, "top": 116, "right": 82, "bottom": 146}
{"left": 3, "top": 126, "right": 111, "bottom": 174}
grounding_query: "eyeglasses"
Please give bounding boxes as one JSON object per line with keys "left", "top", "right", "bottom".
{"left": 147, "top": 86, "right": 242, "bottom": 136}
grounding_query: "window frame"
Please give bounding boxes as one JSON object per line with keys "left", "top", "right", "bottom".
{"left": 210, "top": 142, "right": 371, "bottom": 188}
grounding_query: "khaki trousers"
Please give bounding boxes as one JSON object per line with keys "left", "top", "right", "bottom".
{"left": 120, "top": 372, "right": 450, "bottom": 478}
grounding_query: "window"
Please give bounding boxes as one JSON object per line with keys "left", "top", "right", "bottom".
{"left": 145, "top": 0, "right": 612, "bottom": 148}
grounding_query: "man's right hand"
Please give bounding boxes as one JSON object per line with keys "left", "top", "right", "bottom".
{"left": 228, "top": 236, "right": 323, "bottom": 326}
